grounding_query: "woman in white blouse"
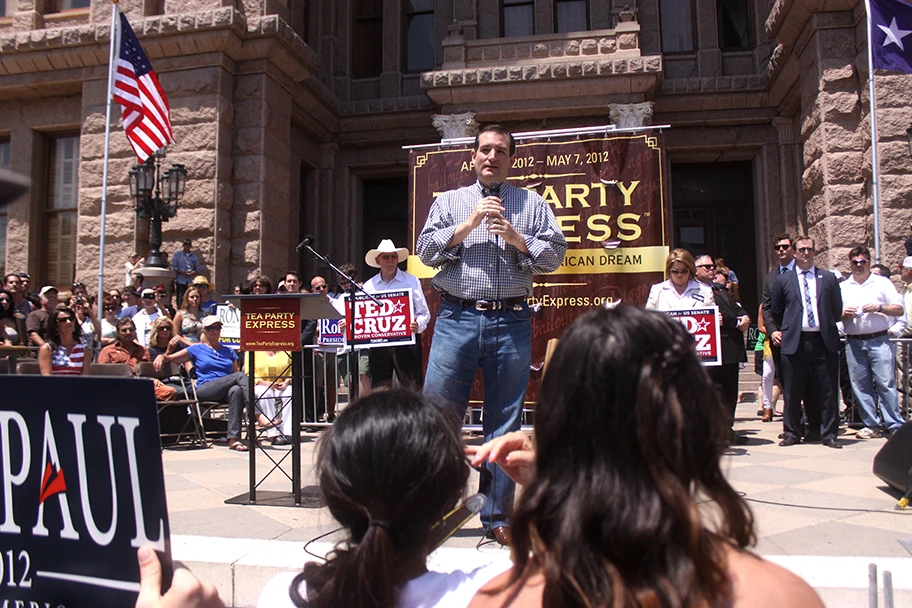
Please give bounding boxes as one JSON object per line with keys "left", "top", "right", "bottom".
{"left": 645, "top": 248, "right": 715, "bottom": 310}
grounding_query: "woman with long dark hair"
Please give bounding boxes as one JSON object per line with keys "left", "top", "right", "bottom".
{"left": 38, "top": 306, "right": 92, "bottom": 376}
{"left": 0, "top": 288, "right": 25, "bottom": 346}
{"left": 257, "top": 389, "right": 508, "bottom": 607}
{"left": 471, "top": 305, "right": 821, "bottom": 607}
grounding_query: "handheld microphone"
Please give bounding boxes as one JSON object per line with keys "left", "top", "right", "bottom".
{"left": 485, "top": 181, "right": 501, "bottom": 198}
{"left": 296, "top": 234, "right": 315, "bottom": 252}
{"left": 428, "top": 493, "right": 486, "bottom": 551}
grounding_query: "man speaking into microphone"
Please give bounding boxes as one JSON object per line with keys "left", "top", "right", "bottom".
{"left": 417, "top": 124, "right": 567, "bottom": 546}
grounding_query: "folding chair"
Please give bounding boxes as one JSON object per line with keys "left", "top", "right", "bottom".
{"left": 16, "top": 360, "right": 41, "bottom": 375}
{"left": 185, "top": 369, "right": 231, "bottom": 441}
{"left": 136, "top": 362, "right": 209, "bottom": 449}
{"left": 89, "top": 363, "right": 134, "bottom": 376}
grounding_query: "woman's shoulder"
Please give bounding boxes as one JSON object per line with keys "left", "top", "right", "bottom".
{"left": 726, "top": 547, "right": 823, "bottom": 608}
{"left": 401, "top": 560, "right": 512, "bottom": 608}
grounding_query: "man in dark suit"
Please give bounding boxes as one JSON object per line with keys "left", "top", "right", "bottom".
{"left": 771, "top": 235, "right": 843, "bottom": 448}
{"left": 695, "top": 255, "right": 750, "bottom": 444}
{"left": 760, "top": 234, "right": 796, "bottom": 420}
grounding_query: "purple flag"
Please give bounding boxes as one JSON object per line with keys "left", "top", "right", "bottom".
{"left": 870, "top": 0, "right": 912, "bottom": 73}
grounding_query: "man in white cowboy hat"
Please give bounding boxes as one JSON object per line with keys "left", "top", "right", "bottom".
{"left": 416, "top": 123, "right": 566, "bottom": 546}
{"left": 362, "top": 239, "right": 430, "bottom": 389}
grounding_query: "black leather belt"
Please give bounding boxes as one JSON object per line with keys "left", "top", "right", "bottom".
{"left": 441, "top": 293, "right": 526, "bottom": 311}
{"left": 846, "top": 330, "right": 889, "bottom": 341}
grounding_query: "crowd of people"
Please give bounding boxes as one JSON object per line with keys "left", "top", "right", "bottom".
{"left": 135, "top": 307, "right": 824, "bottom": 608}
{"left": 4, "top": 125, "right": 908, "bottom": 608}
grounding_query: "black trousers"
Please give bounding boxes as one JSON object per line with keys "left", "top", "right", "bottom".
{"left": 781, "top": 333, "right": 839, "bottom": 441}
{"left": 710, "top": 363, "right": 740, "bottom": 426}
{"left": 369, "top": 341, "right": 423, "bottom": 390}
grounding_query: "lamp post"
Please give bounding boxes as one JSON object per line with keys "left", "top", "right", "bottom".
{"left": 128, "top": 150, "right": 187, "bottom": 268}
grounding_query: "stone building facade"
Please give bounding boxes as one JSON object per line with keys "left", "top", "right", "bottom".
{"left": 0, "top": 0, "right": 909, "bottom": 312}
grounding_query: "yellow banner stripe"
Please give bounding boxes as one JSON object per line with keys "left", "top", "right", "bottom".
{"left": 407, "top": 246, "right": 668, "bottom": 279}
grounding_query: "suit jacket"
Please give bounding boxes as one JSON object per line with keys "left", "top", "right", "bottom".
{"left": 711, "top": 283, "right": 747, "bottom": 364}
{"left": 761, "top": 264, "right": 793, "bottom": 334}
{"left": 770, "top": 268, "right": 842, "bottom": 355}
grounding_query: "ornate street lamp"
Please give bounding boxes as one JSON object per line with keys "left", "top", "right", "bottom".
{"left": 127, "top": 150, "right": 187, "bottom": 268}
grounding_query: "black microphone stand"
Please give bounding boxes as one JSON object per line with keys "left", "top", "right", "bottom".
{"left": 295, "top": 241, "right": 381, "bottom": 403}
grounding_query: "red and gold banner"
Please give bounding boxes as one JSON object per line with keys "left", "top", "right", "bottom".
{"left": 240, "top": 297, "right": 301, "bottom": 351}
{"left": 408, "top": 130, "right": 669, "bottom": 403}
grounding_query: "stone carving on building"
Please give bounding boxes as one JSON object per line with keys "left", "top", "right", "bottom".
{"left": 432, "top": 112, "right": 479, "bottom": 140}
{"left": 608, "top": 102, "right": 654, "bottom": 128}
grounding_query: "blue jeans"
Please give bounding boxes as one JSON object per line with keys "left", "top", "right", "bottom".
{"left": 423, "top": 301, "right": 531, "bottom": 529}
{"left": 846, "top": 335, "right": 905, "bottom": 433}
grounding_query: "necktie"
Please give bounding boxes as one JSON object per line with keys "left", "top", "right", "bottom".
{"left": 780, "top": 266, "right": 787, "bottom": 275}
{"left": 803, "top": 271, "right": 816, "bottom": 328}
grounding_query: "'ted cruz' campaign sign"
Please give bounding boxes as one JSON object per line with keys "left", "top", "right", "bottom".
{"left": 344, "top": 289, "right": 415, "bottom": 348}
{"left": 663, "top": 307, "right": 722, "bottom": 366}
{"left": 0, "top": 376, "right": 171, "bottom": 606}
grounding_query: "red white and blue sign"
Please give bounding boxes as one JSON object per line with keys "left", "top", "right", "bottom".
{"left": 663, "top": 307, "right": 722, "bottom": 366}
{"left": 343, "top": 289, "right": 416, "bottom": 349}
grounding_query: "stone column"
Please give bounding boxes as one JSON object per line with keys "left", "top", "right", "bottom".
{"left": 231, "top": 66, "right": 294, "bottom": 288}
{"left": 772, "top": 116, "right": 802, "bottom": 236}
{"left": 432, "top": 112, "right": 479, "bottom": 139}
{"left": 608, "top": 102, "right": 654, "bottom": 128}
{"left": 795, "top": 12, "right": 863, "bottom": 265}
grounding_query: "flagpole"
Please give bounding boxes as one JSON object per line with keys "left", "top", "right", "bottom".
{"left": 97, "top": 0, "right": 119, "bottom": 306}
{"left": 865, "top": 0, "right": 883, "bottom": 263}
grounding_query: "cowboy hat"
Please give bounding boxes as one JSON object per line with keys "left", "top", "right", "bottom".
{"left": 192, "top": 275, "right": 212, "bottom": 289}
{"left": 365, "top": 239, "right": 409, "bottom": 268}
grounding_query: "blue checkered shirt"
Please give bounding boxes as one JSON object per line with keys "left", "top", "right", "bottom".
{"left": 417, "top": 181, "right": 567, "bottom": 300}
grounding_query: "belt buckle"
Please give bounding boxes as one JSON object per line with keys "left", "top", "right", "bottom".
{"left": 475, "top": 300, "right": 489, "bottom": 311}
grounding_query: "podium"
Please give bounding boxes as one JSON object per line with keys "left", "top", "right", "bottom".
{"left": 223, "top": 293, "right": 341, "bottom": 507}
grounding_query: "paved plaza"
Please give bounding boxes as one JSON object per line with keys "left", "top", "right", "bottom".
{"left": 163, "top": 371, "right": 912, "bottom": 607}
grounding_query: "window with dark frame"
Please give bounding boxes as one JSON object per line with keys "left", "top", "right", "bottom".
{"left": 352, "top": 0, "right": 383, "bottom": 78}
{"left": 717, "top": 0, "right": 751, "bottom": 50}
{"left": 503, "top": 0, "right": 534, "bottom": 37}
{"left": 52, "top": 0, "right": 90, "bottom": 11}
{"left": 405, "top": 0, "right": 434, "bottom": 72}
{"left": 0, "top": 140, "right": 9, "bottom": 278}
{"left": 46, "top": 136, "right": 79, "bottom": 287}
{"left": 659, "top": 0, "right": 695, "bottom": 53}
{"left": 555, "top": 0, "right": 587, "bottom": 33}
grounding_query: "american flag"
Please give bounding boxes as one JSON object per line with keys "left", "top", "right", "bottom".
{"left": 113, "top": 11, "right": 175, "bottom": 161}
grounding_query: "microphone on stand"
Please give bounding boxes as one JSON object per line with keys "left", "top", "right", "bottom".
{"left": 427, "top": 493, "right": 487, "bottom": 551}
{"left": 296, "top": 234, "right": 315, "bottom": 253}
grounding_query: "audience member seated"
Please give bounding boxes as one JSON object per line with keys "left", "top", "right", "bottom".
{"left": 153, "top": 315, "right": 249, "bottom": 452}
{"left": 38, "top": 306, "right": 91, "bottom": 376}
{"left": 469, "top": 305, "right": 822, "bottom": 607}
{"left": 26, "top": 285, "right": 59, "bottom": 347}
{"left": 253, "top": 349, "right": 294, "bottom": 445}
{"left": 98, "top": 318, "right": 177, "bottom": 401}
{"left": 0, "top": 289, "right": 26, "bottom": 346}
{"left": 249, "top": 275, "right": 273, "bottom": 295}
{"left": 148, "top": 316, "right": 187, "bottom": 360}
{"left": 119, "top": 287, "right": 141, "bottom": 319}
{"left": 133, "top": 288, "right": 168, "bottom": 348}
{"left": 136, "top": 390, "right": 509, "bottom": 608}
{"left": 99, "top": 295, "right": 119, "bottom": 348}
{"left": 69, "top": 293, "right": 101, "bottom": 351}
{"left": 172, "top": 285, "right": 204, "bottom": 346}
